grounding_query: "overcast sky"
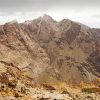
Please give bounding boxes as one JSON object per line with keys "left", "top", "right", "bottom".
{"left": 0, "top": 0, "right": 100, "bottom": 28}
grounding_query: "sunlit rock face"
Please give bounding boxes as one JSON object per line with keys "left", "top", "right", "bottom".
{"left": 0, "top": 15, "right": 100, "bottom": 84}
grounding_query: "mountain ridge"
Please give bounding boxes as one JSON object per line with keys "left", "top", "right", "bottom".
{"left": 0, "top": 15, "right": 100, "bottom": 85}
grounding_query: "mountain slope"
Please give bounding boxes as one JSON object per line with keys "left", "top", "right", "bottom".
{"left": 0, "top": 15, "right": 100, "bottom": 84}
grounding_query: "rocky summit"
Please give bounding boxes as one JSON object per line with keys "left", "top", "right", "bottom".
{"left": 0, "top": 15, "right": 100, "bottom": 100}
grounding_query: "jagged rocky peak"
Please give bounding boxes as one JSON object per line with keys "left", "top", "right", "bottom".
{"left": 41, "top": 14, "right": 56, "bottom": 23}
{"left": 59, "top": 18, "right": 73, "bottom": 23}
{"left": 24, "top": 16, "right": 42, "bottom": 25}
{"left": 59, "top": 18, "right": 78, "bottom": 26}
{"left": 24, "top": 20, "right": 33, "bottom": 25}
{"left": 6, "top": 19, "right": 18, "bottom": 24}
{"left": 42, "top": 14, "right": 52, "bottom": 20}
{"left": 3, "top": 20, "right": 20, "bottom": 34}
{"left": 58, "top": 18, "right": 81, "bottom": 31}
{"left": 3, "top": 19, "right": 20, "bottom": 32}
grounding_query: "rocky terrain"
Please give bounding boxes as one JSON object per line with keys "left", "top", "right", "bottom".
{"left": 0, "top": 14, "right": 100, "bottom": 99}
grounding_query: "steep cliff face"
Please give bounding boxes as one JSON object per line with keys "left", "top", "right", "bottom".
{"left": 0, "top": 20, "right": 50, "bottom": 82}
{"left": 0, "top": 15, "right": 100, "bottom": 84}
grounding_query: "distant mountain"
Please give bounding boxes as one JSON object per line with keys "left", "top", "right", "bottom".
{"left": 0, "top": 14, "right": 100, "bottom": 85}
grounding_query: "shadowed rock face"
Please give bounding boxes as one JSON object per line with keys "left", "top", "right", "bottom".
{"left": 0, "top": 15, "right": 100, "bottom": 84}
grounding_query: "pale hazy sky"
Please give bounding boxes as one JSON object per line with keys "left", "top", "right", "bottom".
{"left": 0, "top": 0, "right": 100, "bottom": 28}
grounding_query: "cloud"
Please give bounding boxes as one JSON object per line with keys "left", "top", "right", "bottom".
{"left": 0, "top": 0, "right": 99, "bottom": 12}
{"left": 91, "top": 14, "right": 100, "bottom": 18}
{"left": 0, "top": 0, "right": 100, "bottom": 27}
